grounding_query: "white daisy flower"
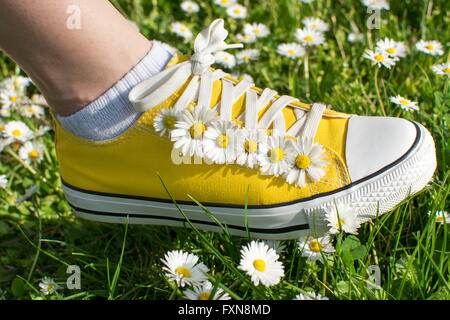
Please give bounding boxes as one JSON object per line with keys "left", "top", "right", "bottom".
{"left": 361, "top": 0, "right": 390, "bottom": 10}
{"left": 283, "top": 137, "right": 328, "bottom": 187}
{"left": 20, "top": 104, "right": 45, "bottom": 118}
{"left": 362, "top": 50, "right": 397, "bottom": 69}
{"left": 325, "top": 203, "right": 361, "bottom": 235}
{"left": 203, "top": 120, "right": 240, "bottom": 164}
{"left": 161, "top": 250, "right": 209, "bottom": 287}
{"left": 0, "top": 175, "right": 8, "bottom": 189}
{"left": 19, "top": 141, "right": 45, "bottom": 164}
{"left": 153, "top": 40, "right": 180, "bottom": 55}
{"left": 30, "top": 94, "right": 48, "bottom": 106}
{"left": 415, "top": 40, "right": 444, "bottom": 56}
{"left": 171, "top": 106, "right": 217, "bottom": 157}
{"left": 3, "top": 121, "right": 34, "bottom": 143}
{"left": 277, "top": 43, "right": 306, "bottom": 59}
{"left": 262, "top": 240, "right": 286, "bottom": 254}
{"left": 214, "top": 0, "right": 236, "bottom": 7}
{"left": 428, "top": 210, "right": 450, "bottom": 224}
{"left": 34, "top": 125, "right": 52, "bottom": 137}
{"left": 226, "top": 4, "right": 247, "bottom": 19}
{"left": 235, "top": 128, "right": 266, "bottom": 168}
{"left": 183, "top": 281, "right": 231, "bottom": 300}
{"left": 236, "top": 33, "right": 256, "bottom": 44}
{"left": 243, "top": 23, "right": 270, "bottom": 38}
{"left": 375, "top": 38, "right": 408, "bottom": 58}
{"left": 236, "top": 49, "right": 260, "bottom": 64}
{"left": 0, "top": 88, "right": 22, "bottom": 110}
{"left": 0, "top": 138, "right": 13, "bottom": 152}
{"left": 170, "top": 22, "right": 193, "bottom": 40}
{"left": 302, "top": 17, "right": 329, "bottom": 32}
{"left": 295, "top": 28, "right": 325, "bottom": 46}
{"left": 297, "top": 235, "right": 335, "bottom": 263}
{"left": 1, "top": 75, "right": 31, "bottom": 94}
{"left": 431, "top": 63, "right": 450, "bottom": 77}
{"left": 389, "top": 95, "right": 419, "bottom": 111}
{"left": 181, "top": 1, "right": 200, "bottom": 13}
{"left": 39, "top": 277, "right": 61, "bottom": 296}
{"left": 300, "top": 0, "right": 316, "bottom": 3}
{"left": 214, "top": 51, "right": 237, "bottom": 69}
{"left": 238, "top": 241, "right": 284, "bottom": 287}
{"left": 258, "top": 135, "right": 294, "bottom": 177}
{"left": 347, "top": 32, "right": 365, "bottom": 43}
{"left": 294, "top": 291, "right": 329, "bottom": 300}
{"left": 153, "top": 108, "right": 182, "bottom": 137}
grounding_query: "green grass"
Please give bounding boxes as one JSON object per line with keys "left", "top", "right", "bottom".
{"left": 0, "top": 0, "right": 448, "bottom": 300}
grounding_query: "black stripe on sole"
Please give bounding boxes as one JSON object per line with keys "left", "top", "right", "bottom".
{"left": 69, "top": 203, "right": 310, "bottom": 234}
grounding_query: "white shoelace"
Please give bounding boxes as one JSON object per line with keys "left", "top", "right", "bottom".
{"left": 129, "top": 19, "right": 326, "bottom": 141}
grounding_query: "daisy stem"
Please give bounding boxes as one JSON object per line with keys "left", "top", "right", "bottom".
{"left": 226, "top": 276, "right": 247, "bottom": 291}
{"left": 374, "top": 68, "right": 386, "bottom": 116}
{"left": 7, "top": 148, "right": 37, "bottom": 175}
{"left": 304, "top": 51, "right": 310, "bottom": 99}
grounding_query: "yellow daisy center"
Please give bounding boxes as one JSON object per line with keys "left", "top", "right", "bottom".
{"left": 425, "top": 44, "right": 434, "bottom": 50}
{"left": 187, "top": 6, "right": 193, "bottom": 11}
{"left": 312, "top": 23, "right": 318, "bottom": 29}
{"left": 253, "top": 259, "right": 266, "bottom": 272}
{"left": 287, "top": 49, "right": 296, "bottom": 55}
{"left": 295, "top": 154, "right": 311, "bottom": 169}
{"left": 374, "top": 54, "right": 385, "bottom": 61}
{"left": 304, "top": 35, "right": 314, "bottom": 41}
{"left": 399, "top": 99, "right": 410, "bottom": 105}
{"left": 198, "top": 292, "right": 210, "bottom": 300}
{"left": 14, "top": 80, "right": 20, "bottom": 87}
{"left": 253, "top": 29, "right": 261, "bottom": 34}
{"left": 189, "top": 122, "right": 206, "bottom": 139}
{"left": 12, "top": 129, "right": 21, "bottom": 137}
{"left": 269, "top": 147, "right": 284, "bottom": 162}
{"left": 243, "top": 55, "right": 250, "bottom": 61}
{"left": 335, "top": 218, "right": 345, "bottom": 227}
{"left": 386, "top": 48, "right": 396, "bottom": 54}
{"left": 243, "top": 35, "right": 251, "bottom": 40}
{"left": 436, "top": 216, "right": 445, "bottom": 223}
{"left": 216, "top": 135, "right": 229, "bottom": 148}
{"left": 221, "top": 0, "right": 228, "bottom": 3}
{"left": 223, "top": 56, "right": 229, "bottom": 61}
{"left": 234, "top": 8, "right": 241, "bottom": 14}
{"left": 442, "top": 68, "right": 450, "bottom": 73}
{"left": 10, "top": 96, "right": 18, "bottom": 103}
{"left": 175, "top": 266, "right": 191, "bottom": 278}
{"left": 245, "top": 140, "right": 258, "bottom": 153}
{"left": 180, "top": 27, "right": 187, "bottom": 33}
{"left": 309, "top": 240, "right": 322, "bottom": 252}
{"left": 163, "top": 116, "right": 176, "bottom": 130}
{"left": 0, "top": 125, "right": 5, "bottom": 131}
{"left": 29, "top": 150, "right": 39, "bottom": 159}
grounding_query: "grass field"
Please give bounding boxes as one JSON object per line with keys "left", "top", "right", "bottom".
{"left": 0, "top": 0, "right": 448, "bottom": 300}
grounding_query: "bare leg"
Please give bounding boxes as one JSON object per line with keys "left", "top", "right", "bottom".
{"left": 0, "top": 0, "right": 151, "bottom": 116}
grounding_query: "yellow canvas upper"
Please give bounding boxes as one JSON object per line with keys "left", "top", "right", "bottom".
{"left": 54, "top": 55, "right": 352, "bottom": 206}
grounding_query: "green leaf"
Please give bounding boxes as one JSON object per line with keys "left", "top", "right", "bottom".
{"left": 11, "top": 277, "right": 25, "bottom": 298}
{"left": 341, "top": 235, "right": 367, "bottom": 260}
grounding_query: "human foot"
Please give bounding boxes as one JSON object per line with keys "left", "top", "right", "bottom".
{"left": 54, "top": 20, "right": 437, "bottom": 239}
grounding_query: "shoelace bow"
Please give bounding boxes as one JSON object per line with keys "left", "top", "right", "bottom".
{"left": 129, "top": 19, "right": 326, "bottom": 141}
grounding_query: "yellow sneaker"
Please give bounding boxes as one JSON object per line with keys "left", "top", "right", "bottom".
{"left": 54, "top": 19, "right": 437, "bottom": 239}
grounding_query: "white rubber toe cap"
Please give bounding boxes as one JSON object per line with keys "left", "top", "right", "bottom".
{"left": 345, "top": 116, "right": 418, "bottom": 182}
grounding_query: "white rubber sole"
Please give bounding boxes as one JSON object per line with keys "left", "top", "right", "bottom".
{"left": 62, "top": 122, "right": 437, "bottom": 240}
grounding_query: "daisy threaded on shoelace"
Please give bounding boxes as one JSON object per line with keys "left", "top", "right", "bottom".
{"left": 129, "top": 19, "right": 333, "bottom": 188}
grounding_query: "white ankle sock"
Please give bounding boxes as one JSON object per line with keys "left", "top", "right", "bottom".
{"left": 57, "top": 41, "right": 172, "bottom": 141}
